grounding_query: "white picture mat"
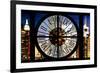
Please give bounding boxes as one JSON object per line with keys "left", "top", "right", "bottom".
{"left": 16, "top": 4, "right": 95, "bottom": 69}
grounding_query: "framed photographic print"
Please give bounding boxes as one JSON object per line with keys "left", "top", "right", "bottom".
{"left": 10, "top": 0, "right": 97, "bottom": 72}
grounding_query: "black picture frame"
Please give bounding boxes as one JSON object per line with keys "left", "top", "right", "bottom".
{"left": 10, "top": 0, "right": 97, "bottom": 73}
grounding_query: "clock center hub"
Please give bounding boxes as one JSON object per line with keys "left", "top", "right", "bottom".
{"left": 49, "top": 28, "right": 65, "bottom": 46}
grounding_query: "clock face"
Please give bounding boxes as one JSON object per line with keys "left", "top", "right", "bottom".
{"left": 36, "top": 15, "right": 78, "bottom": 58}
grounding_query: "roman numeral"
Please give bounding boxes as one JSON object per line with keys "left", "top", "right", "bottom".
{"left": 67, "top": 39, "right": 76, "bottom": 48}
{"left": 47, "top": 49, "right": 52, "bottom": 55}
{"left": 40, "top": 26, "right": 47, "bottom": 31}
{"left": 63, "top": 47, "right": 72, "bottom": 54}
{"left": 68, "top": 31, "right": 77, "bottom": 36}
{"left": 48, "top": 16, "right": 57, "bottom": 27}
{"left": 59, "top": 16, "right": 63, "bottom": 27}
{"left": 43, "top": 22, "right": 52, "bottom": 31}
{"left": 38, "top": 38, "right": 49, "bottom": 44}
{"left": 59, "top": 46, "right": 65, "bottom": 57}
{"left": 52, "top": 48, "right": 57, "bottom": 57}
{"left": 48, "top": 19, "right": 52, "bottom": 25}
{"left": 63, "top": 17, "right": 70, "bottom": 25}
{"left": 40, "top": 41, "right": 49, "bottom": 51}
{"left": 37, "top": 31, "right": 49, "bottom": 36}
{"left": 52, "top": 16, "right": 57, "bottom": 23}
